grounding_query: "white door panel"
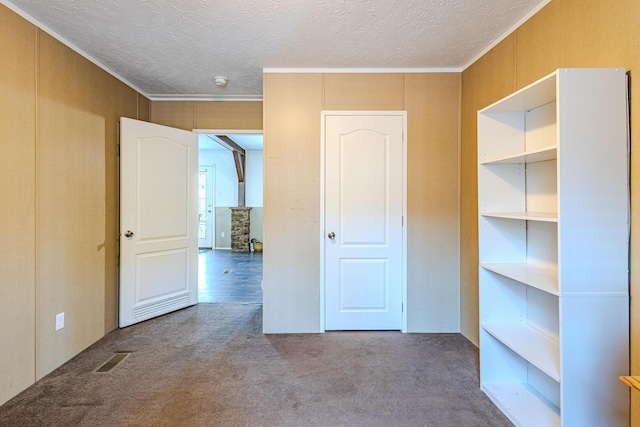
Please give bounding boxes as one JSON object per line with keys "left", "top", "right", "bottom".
{"left": 339, "top": 258, "right": 388, "bottom": 308}
{"left": 138, "top": 138, "right": 189, "bottom": 239}
{"left": 324, "top": 113, "right": 405, "bottom": 330}
{"left": 120, "top": 118, "right": 198, "bottom": 328}
{"left": 339, "top": 131, "right": 388, "bottom": 245}
{"left": 136, "top": 249, "right": 188, "bottom": 301}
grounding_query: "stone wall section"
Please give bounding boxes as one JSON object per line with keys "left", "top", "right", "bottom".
{"left": 230, "top": 207, "right": 252, "bottom": 252}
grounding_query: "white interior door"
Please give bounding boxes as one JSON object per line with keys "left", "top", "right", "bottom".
{"left": 324, "top": 112, "right": 405, "bottom": 330}
{"left": 119, "top": 118, "right": 199, "bottom": 328}
{"left": 198, "top": 166, "right": 215, "bottom": 248}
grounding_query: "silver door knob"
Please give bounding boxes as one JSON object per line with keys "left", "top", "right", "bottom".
{"left": 327, "top": 231, "right": 335, "bottom": 240}
{"left": 124, "top": 230, "right": 134, "bottom": 238}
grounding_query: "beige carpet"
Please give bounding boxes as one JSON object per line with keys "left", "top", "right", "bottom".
{"left": 0, "top": 303, "right": 512, "bottom": 426}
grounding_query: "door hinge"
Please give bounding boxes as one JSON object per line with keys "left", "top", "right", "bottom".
{"left": 401, "top": 302, "right": 404, "bottom": 313}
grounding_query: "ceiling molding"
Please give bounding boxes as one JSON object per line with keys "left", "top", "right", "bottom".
{"left": 4, "top": 0, "right": 551, "bottom": 97}
{"left": 263, "top": 68, "right": 463, "bottom": 74}
{"left": 1, "top": 0, "right": 148, "bottom": 96}
{"left": 462, "top": 0, "right": 553, "bottom": 71}
{"left": 147, "top": 95, "right": 263, "bottom": 102}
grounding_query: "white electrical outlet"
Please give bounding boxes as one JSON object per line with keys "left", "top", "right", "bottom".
{"left": 221, "top": 232, "right": 225, "bottom": 238}
{"left": 55, "top": 312, "right": 64, "bottom": 331}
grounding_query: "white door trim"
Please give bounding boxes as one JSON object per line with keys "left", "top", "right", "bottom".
{"left": 198, "top": 165, "right": 215, "bottom": 249}
{"left": 319, "top": 111, "right": 407, "bottom": 333}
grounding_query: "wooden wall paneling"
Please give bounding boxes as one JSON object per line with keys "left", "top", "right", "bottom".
{"left": 403, "top": 73, "right": 461, "bottom": 332}
{"left": 100, "top": 76, "right": 139, "bottom": 335}
{"left": 262, "top": 73, "right": 323, "bottom": 333}
{"left": 195, "top": 101, "right": 263, "bottom": 130}
{"left": 514, "top": 0, "right": 636, "bottom": 88}
{"left": 35, "top": 30, "right": 141, "bottom": 378}
{"left": 459, "top": 35, "right": 517, "bottom": 345}
{"left": 37, "top": 31, "right": 106, "bottom": 378}
{"left": 0, "top": 5, "right": 37, "bottom": 406}
{"left": 323, "top": 73, "right": 404, "bottom": 110}
{"left": 263, "top": 71, "right": 462, "bottom": 333}
{"left": 137, "top": 94, "right": 151, "bottom": 122}
{"left": 149, "top": 101, "right": 195, "bottom": 130}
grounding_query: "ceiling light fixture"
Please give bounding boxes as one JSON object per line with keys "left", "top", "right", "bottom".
{"left": 214, "top": 76, "right": 228, "bottom": 87}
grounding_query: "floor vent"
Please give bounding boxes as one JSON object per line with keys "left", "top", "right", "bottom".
{"left": 223, "top": 269, "right": 232, "bottom": 275}
{"left": 95, "top": 352, "right": 131, "bottom": 373}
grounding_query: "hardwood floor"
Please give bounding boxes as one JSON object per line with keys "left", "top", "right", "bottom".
{"left": 198, "top": 249, "right": 263, "bottom": 303}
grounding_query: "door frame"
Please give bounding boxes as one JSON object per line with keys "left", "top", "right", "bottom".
{"left": 319, "top": 111, "right": 407, "bottom": 333}
{"left": 194, "top": 128, "right": 263, "bottom": 249}
{"left": 198, "top": 165, "right": 215, "bottom": 249}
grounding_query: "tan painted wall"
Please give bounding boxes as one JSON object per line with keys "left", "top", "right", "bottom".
{"left": 8, "top": 0, "right": 636, "bottom": 416}
{"left": 150, "top": 100, "right": 263, "bottom": 130}
{"left": 460, "top": 35, "right": 517, "bottom": 345}
{"left": 263, "top": 72, "right": 461, "bottom": 333}
{"left": 0, "top": 6, "right": 37, "bottom": 405}
{"left": 460, "top": 0, "right": 640, "bottom": 421}
{"left": 0, "top": 5, "right": 144, "bottom": 404}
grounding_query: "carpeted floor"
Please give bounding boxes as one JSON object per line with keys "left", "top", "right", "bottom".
{"left": 0, "top": 303, "right": 512, "bottom": 427}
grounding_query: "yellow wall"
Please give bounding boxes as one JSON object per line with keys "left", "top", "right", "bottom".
{"left": 5, "top": 0, "right": 638, "bottom": 418}
{"left": 150, "top": 100, "right": 263, "bottom": 130}
{"left": 262, "top": 72, "right": 461, "bottom": 332}
{"left": 0, "top": 4, "right": 37, "bottom": 405}
{"left": 0, "top": 5, "right": 144, "bottom": 404}
{"left": 460, "top": 0, "right": 640, "bottom": 420}
{"left": 0, "top": 4, "right": 263, "bottom": 405}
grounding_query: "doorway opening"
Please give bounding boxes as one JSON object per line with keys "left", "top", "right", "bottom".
{"left": 196, "top": 131, "right": 263, "bottom": 304}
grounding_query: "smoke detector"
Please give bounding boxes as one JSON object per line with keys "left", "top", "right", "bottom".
{"left": 214, "top": 76, "right": 228, "bottom": 87}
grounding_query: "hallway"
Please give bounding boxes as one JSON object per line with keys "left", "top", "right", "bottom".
{"left": 198, "top": 249, "right": 263, "bottom": 303}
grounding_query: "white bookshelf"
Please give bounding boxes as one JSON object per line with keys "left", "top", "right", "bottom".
{"left": 481, "top": 212, "right": 557, "bottom": 222}
{"left": 478, "top": 68, "right": 629, "bottom": 427}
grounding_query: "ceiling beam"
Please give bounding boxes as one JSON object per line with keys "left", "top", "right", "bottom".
{"left": 214, "top": 135, "right": 246, "bottom": 207}
{"left": 232, "top": 150, "right": 245, "bottom": 183}
{"left": 215, "top": 135, "right": 246, "bottom": 156}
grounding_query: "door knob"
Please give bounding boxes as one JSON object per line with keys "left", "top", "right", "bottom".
{"left": 124, "top": 230, "right": 134, "bottom": 238}
{"left": 327, "top": 231, "right": 335, "bottom": 240}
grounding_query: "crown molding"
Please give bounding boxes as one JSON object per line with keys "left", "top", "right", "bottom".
{"left": 2, "top": 0, "right": 148, "bottom": 96}
{"left": 263, "top": 67, "right": 463, "bottom": 74}
{"left": 147, "top": 94, "right": 263, "bottom": 102}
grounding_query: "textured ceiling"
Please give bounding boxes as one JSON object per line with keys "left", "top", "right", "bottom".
{"left": 4, "top": 0, "right": 546, "bottom": 100}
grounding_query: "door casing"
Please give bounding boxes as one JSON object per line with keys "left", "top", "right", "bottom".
{"left": 319, "top": 111, "right": 407, "bottom": 332}
{"left": 198, "top": 165, "right": 215, "bottom": 249}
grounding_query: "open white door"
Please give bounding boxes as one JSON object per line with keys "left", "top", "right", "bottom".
{"left": 323, "top": 112, "right": 405, "bottom": 330}
{"left": 119, "top": 118, "right": 198, "bottom": 328}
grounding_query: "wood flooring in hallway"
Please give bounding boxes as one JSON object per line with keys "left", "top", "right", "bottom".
{"left": 198, "top": 249, "right": 263, "bottom": 303}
